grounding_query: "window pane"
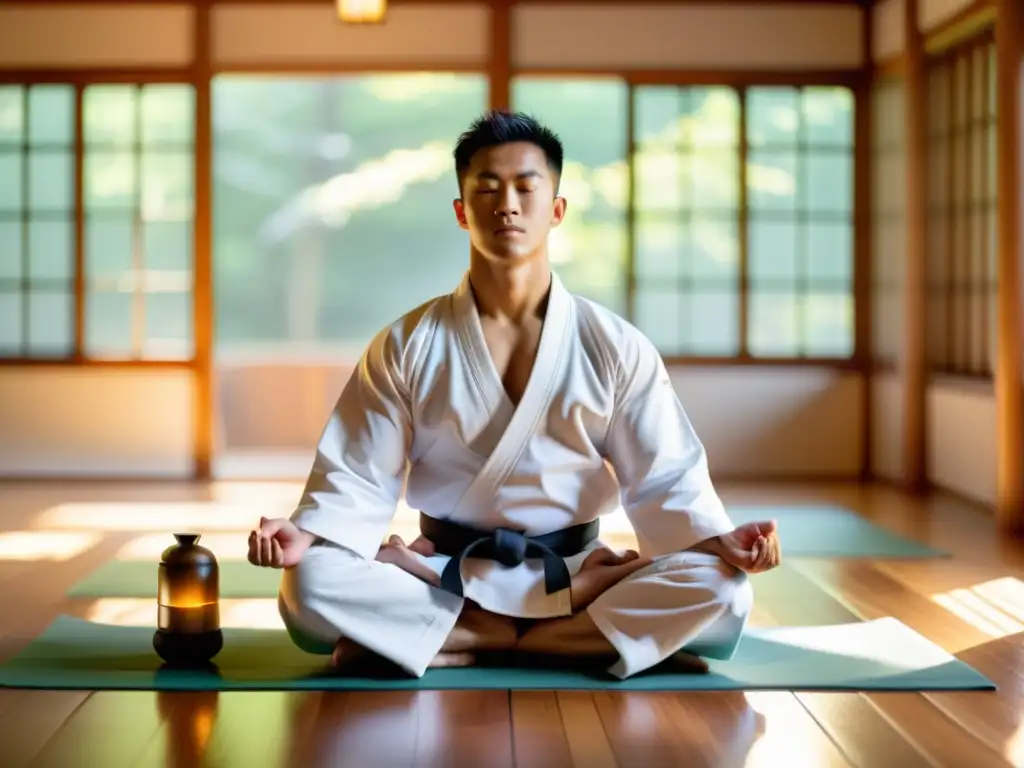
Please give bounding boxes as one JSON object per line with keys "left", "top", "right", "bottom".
{"left": 749, "top": 218, "right": 797, "bottom": 282}
{"left": 28, "top": 85, "right": 75, "bottom": 146}
{"left": 0, "top": 151, "right": 22, "bottom": 210}
{"left": 0, "top": 86, "right": 24, "bottom": 143}
{"left": 144, "top": 219, "right": 192, "bottom": 272}
{"left": 28, "top": 150, "right": 74, "bottom": 211}
{"left": 85, "top": 151, "right": 137, "bottom": 210}
{"left": 689, "top": 216, "right": 738, "bottom": 280}
{"left": 84, "top": 85, "right": 137, "bottom": 147}
{"left": 749, "top": 291, "right": 799, "bottom": 356}
{"left": 747, "top": 149, "right": 797, "bottom": 211}
{"left": 635, "top": 86, "right": 679, "bottom": 146}
{"left": 86, "top": 214, "right": 135, "bottom": 283}
{"left": 0, "top": 219, "right": 21, "bottom": 279}
{"left": 144, "top": 290, "right": 192, "bottom": 359}
{"left": 806, "top": 221, "right": 852, "bottom": 285}
{"left": 634, "top": 288, "right": 684, "bottom": 355}
{"left": 142, "top": 151, "right": 194, "bottom": 221}
{"left": 688, "top": 88, "right": 739, "bottom": 147}
{"left": 636, "top": 216, "right": 682, "bottom": 282}
{"left": 215, "top": 74, "right": 491, "bottom": 349}
{"left": 86, "top": 290, "right": 134, "bottom": 357}
{"left": 687, "top": 290, "right": 739, "bottom": 355}
{"left": 690, "top": 149, "right": 738, "bottom": 210}
{"left": 802, "top": 87, "right": 854, "bottom": 146}
{"left": 0, "top": 291, "right": 23, "bottom": 352}
{"left": 27, "top": 289, "right": 72, "bottom": 356}
{"left": 805, "top": 152, "right": 853, "bottom": 213}
{"left": 635, "top": 149, "right": 686, "bottom": 211}
{"left": 804, "top": 291, "right": 853, "bottom": 356}
{"left": 141, "top": 85, "right": 195, "bottom": 146}
{"left": 512, "top": 77, "right": 628, "bottom": 315}
{"left": 746, "top": 87, "right": 799, "bottom": 147}
{"left": 27, "top": 218, "right": 73, "bottom": 281}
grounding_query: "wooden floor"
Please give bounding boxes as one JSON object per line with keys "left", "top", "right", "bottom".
{"left": 0, "top": 480, "right": 1023, "bottom": 767}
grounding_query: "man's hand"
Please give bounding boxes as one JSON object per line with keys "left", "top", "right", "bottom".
{"left": 699, "top": 520, "right": 781, "bottom": 574}
{"left": 247, "top": 517, "right": 316, "bottom": 568}
{"left": 570, "top": 547, "right": 653, "bottom": 612}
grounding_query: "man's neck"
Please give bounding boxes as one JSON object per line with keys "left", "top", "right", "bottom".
{"left": 468, "top": 251, "right": 551, "bottom": 325}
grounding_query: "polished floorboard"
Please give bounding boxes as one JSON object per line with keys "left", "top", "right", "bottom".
{"left": 0, "top": 480, "right": 1022, "bottom": 767}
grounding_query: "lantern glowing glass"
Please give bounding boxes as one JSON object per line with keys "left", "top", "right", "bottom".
{"left": 153, "top": 533, "right": 223, "bottom": 665}
{"left": 336, "top": 0, "right": 386, "bottom": 24}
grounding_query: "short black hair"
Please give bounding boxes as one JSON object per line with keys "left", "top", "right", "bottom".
{"left": 453, "top": 110, "right": 564, "bottom": 194}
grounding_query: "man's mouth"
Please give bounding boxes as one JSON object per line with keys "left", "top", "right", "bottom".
{"left": 494, "top": 226, "right": 525, "bottom": 235}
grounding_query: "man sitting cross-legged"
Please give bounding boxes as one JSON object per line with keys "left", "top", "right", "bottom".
{"left": 246, "top": 110, "right": 782, "bottom": 680}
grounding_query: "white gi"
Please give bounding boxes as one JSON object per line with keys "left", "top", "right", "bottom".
{"left": 278, "top": 271, "right": 753, "bottom": 679}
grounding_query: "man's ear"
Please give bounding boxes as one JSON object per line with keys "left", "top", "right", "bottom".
{"left": 453, "top": 199, "right": 469, "bottom": 231}
{"left": 550, "top": 196, "right": 568, "bottom": 227}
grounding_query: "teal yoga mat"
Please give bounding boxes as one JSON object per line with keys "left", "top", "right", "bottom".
{"left": 64, "top": 505, "right": 946, "bottom": 599}
{"left": 0, "top": 614, "right": 994, "bottom": 692}
{"left": 727, "top": 505, "right": 948, "bottom": 559}
{"left": 66, "top": 561, "right": 282, "bottom": 599}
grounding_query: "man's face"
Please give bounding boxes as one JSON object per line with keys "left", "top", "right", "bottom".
{"left": 454, "top": 141, "right": 566, "bottom": 263}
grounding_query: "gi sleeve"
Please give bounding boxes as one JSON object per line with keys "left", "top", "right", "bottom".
{"left": 604, "top": 332, "right": 736, "bottom": 557}
{"left": 289, "top": 327, "right": 412, "bottom": 560}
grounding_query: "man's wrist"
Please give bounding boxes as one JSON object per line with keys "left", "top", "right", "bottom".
{"left": 688, "top": 535, "right": 723, "bottom": 557}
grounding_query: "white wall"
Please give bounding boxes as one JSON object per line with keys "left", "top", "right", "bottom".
{"left": 927, "top": 380, "right": 997, "bottom": 505}
{"left": 513, "top": 3, "right": 863, "bottom": 70}
{"left": 871, "top": 371, "right": 904, "bottom": 481}
{"left": 0, "top": 369, "right": 194, "bottom": 478}
{"left": 872, "top": 0, "right": 906, "bottom": 62}
{"left": 213, "top": 362, "right": 864, "bottom": 480}
{"left": 671, "top": 368, "right": 863, "bottom": 478}
{"left": 919, "top": 0, "right": 980, "bottom": 32}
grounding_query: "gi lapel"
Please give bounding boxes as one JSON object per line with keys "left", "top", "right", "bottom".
{"left": 449, "top": 271, "right": 574, "bottom": 523}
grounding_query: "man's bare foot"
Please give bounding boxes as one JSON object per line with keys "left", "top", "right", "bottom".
{"left": 442, "top": 603, "right": 518, "bottom": 652}
{"left": 376, "top": 535, "right": 440, "bottom": 587}
{"left": 516, "top": 610, "right": 618, "bottom": 657}
{"left": 330, "top": 636, "right": 367, "bottom": 669}
{"left": 672, "top": 650, "right": 710, "bottom": 673}
{"left": 429, "top": 652, "right": 476, "bottom": 668}
{"left": 330, "top": 637, "right": 476, "bottom": 669}
{"left": 328, "top": 602, "right": 515, "bottom": 672}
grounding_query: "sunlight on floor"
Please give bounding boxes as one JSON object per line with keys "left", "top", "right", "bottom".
{"left": 115, "top": 533, "right": 250, "bottom": 561}
{"left": 743, "top": 692, "right": 838, "bottom": 768}
{"left": 85, "top": 598, "right": 284, "bottom": 629}
{"left": 34, "top": 502, "right": 268, "bottom": 532}
{"left": 209, "top": 481, "right": 304, "bottom": 505}
{"left": 1006, "top": 719, "right": 1024, "bottom": 767}
{"left": 0, "top": 531, "right": 102, "bottom": 561}
{"left": 930, "top": 577, "right": 1024, "bottom": 641}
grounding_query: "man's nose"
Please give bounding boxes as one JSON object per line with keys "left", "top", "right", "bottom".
{"left": 495, "top": 188, "right": 520, "bottom": 216}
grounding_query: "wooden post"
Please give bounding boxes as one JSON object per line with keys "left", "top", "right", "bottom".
{"left": 856, "top": 2, "right": 874, "bottom": 481}
{"left": 902, "top": 0, "right": 928, "bottom": 493}
{"left": 994, "top": 0, "right": 1024, "bottom": 534}
{"left": 192, "top": 3, "right": 213, "bottom": 480}
{"left": 488, "top": 0, "right": 511, "bottom": 110}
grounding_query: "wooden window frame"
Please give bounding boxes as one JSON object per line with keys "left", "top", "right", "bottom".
{"left": 869, "top": 73, "right": 907, "bottom": 375}
{"left": 0, "top": 71, "right": 197, "bottom": 370}
{"left": 924, "top": 30, "right": 997, "bottom": 381}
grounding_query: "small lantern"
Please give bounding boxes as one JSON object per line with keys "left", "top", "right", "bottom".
{"left": 336, "top": 0, "right": 386, "bottom": 24}
{"left": 153, "top": 533, "right": 223, "bottom": 666}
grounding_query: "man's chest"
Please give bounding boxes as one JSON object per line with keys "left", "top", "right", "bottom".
{"left": 478, "top": 316, "right": 543, "bottom": 407}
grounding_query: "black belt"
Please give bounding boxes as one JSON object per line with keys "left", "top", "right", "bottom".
{"left": 419, "top": 513, "right": 600, "bottom": 597}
